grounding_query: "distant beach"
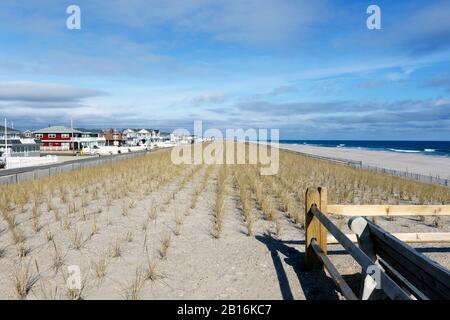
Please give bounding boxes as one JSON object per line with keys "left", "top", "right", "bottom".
{"left": 279, "top": 140, "right": 450, "bottom": 157}
{"left": 279, "top": 142, "right": 450, "bottom": 179}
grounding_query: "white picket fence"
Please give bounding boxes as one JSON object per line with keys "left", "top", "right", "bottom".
{"left": 5, "top": 155, "right": 58, "bottom": 169}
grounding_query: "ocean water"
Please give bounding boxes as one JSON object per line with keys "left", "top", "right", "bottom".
{"left": 279, "top": 140, "right": 450, "bottom": 157}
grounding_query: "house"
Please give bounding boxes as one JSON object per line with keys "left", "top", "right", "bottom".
{"left": 164, "top": 132, "right": 191, "bottom": 143}
{"left": 0, "top": 126, "right": 41, "bottom": 157}
{"left": 33, "top": 126, "right": 79, "bottom": 151}
{"left": 33, "top": 126, "right": 106, "bottom": 151}
{"left": 137, "top": 129, "right": 151, "bottom": 143}
{"left": 153, "top": 130, "right": 161, "bottom": 141}
{"left": 22, "top": 130, "right": 33, "bottom": 138}
{"left": 123, "top": 128, "right": 160, "bottom": 146}
{"left": 73, "top": 128, "right": 106, "bottom": 151}
{"left": 122, "top": 128, "right": 139, "bottom": 146}
{"left": 103, "top": 129, "right": 124, "bottom": 146}
{"left": 137, "top": 129, "right": 158, "bottom": 144}
{"left": 160, "top": 132, "right": 172, "bottom": 141}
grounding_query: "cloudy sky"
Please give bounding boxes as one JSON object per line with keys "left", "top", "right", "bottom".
{"left": 0, "top": 0, "right": 449, "bottom": 139}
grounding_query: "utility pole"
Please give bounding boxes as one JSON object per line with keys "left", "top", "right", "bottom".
{"left": 4, "top": 118, "right": 8, "bottom": 158}
{"left": 71, "top": 117, "right": 75, "bottom": 156}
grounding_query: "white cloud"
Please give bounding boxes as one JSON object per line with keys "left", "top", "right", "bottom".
{"left": 0, "top": 81, "right": 104, "bottom": 102}
{"left": 192, "top": 92, "right": 226, "bottom": 104}
{"left": 269, "top": 85, "right": 297, "bottom": 96}
{"left": 395, "top": 0, "right": 450, "bottom": 54}
{"left": 92, "top": 0, "right": 330, "bottom": 47}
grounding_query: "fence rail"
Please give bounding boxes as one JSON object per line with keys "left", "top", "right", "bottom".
{"left": 0, "top": 150, "right": 149, "bottom": 186}
{"left": 327, "top": 232, "right": 450, "bottom": 244}
{"left": 5, "top": 155, "right": 58, "bottom": 169}
{"left": 284, "top": 149, "right": 450, "bottom": 187}
{"left": 328, "top": 204, "right": 450, "bottom": 216}
{"left": 362, "top": 164, "right": 450, "bottom": 187}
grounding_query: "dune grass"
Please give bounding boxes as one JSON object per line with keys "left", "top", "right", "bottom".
{"left": 0, "top": 144, "right": 448, "bottom": 299}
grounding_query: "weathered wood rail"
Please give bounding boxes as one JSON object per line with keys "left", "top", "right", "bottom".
{"left": 328, "top": 204, "right": 450, "bottom": 216}
{"left": 327, "top": 203, "right": 450, "bottom": 243}
{"left": 305, "top": 187, "right": 450, "bottom": 300}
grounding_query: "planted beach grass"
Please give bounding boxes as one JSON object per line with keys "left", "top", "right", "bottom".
{"left": 0, "top": 144, "right": 448, "bottom": 299}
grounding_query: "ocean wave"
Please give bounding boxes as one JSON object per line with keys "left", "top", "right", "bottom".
{"left": 424, "top": 149, "right": 436, "bottom": 152}
{"left": 387, "top": 148, "right": 421, "bottom": 153}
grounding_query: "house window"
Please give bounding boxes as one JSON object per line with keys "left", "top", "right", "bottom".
{"left": 48, "top": 134, "right": 56, "bottom": 138}
{"left": 35, "top": 134, "right": 43, "bottom": 138}
{"left": 61, "top": 134, "right": 70, "bottom": 138}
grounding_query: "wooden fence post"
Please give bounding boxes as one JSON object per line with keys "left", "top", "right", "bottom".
{"left": 305, "top": 187, "right": 328, "bottom": 269}
{"left": 318, "top": 187, "right": 328, "bottom": 254}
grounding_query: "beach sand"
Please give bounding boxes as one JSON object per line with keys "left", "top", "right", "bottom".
{"left": 279, "top": 143, "right": 450, "bottom": 179}
{"left": 0, "top": 148, "right": 448, "bottom": 300}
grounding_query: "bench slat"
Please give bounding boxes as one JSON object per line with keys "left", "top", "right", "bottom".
{"left": 367, "top": 222, "right": 450, "bottom": 299}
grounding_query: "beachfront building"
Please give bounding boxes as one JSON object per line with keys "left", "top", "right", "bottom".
{"left": 159, "top": 132, "right": 183, "bottom": 143}
{"left": 22, "top": 130, "right": 33, "bottom": 138}
{"left": 33, "top": 126, "right": 106, "bottom": 151}
{"left": 137, "top": 129, "right": 161, "bottom": 144}
{"left": 122, "top": 129, "right": 139, "bottom": 146}
{"left": 73, "top": 129, "right": 106, "bottom": 151}
{"left": 167, "top": 132, "right": 196, "bottom": 144}
{"left": 103, "top": 129, "right": 125, "bottom": 146}
{"left": 137, "top": 129, "right": 151, "bottom": 144}
{"left": 123, "top": 128, "right": 161, "bottom": 146}
{"left": 152, "top": 129, "right": 161, "bottom": 142}
{"left": 0, "top": 126, "right": 41, "bottom": 157}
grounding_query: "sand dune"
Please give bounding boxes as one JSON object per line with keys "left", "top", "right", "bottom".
{"left": 0, "top": 147, "right": 448, "bottom": 300}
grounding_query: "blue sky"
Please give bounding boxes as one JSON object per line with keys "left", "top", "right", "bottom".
{"left": 0, "top": 0, "right": 449, "bottom": 139}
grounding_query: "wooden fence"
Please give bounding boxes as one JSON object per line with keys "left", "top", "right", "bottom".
{"left": 285, "top": 149, "right": 450, "bottom": 187}
{"left": 305, "top": 187, "right": 450, "bottom": 300}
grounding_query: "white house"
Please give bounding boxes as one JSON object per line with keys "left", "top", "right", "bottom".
{"left": 123, "top": 128, "right": 161, "bottom": 146}
{"left": 122, "top": 129, "right": 139, "bottom": 146}
{"left": 0, "top": 126, "right": 41, "bottom": 157}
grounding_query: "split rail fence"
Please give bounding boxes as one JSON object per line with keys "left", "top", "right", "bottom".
{"left": 305, "top": 187, "right": 450, "bottom": 300}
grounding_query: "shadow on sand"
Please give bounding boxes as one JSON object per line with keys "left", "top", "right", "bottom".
{"left": 256, "top": 233, "right": 349, "bottom": 300}
{"left": 257, "top": 233, "right": 450, "bottom": 300}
